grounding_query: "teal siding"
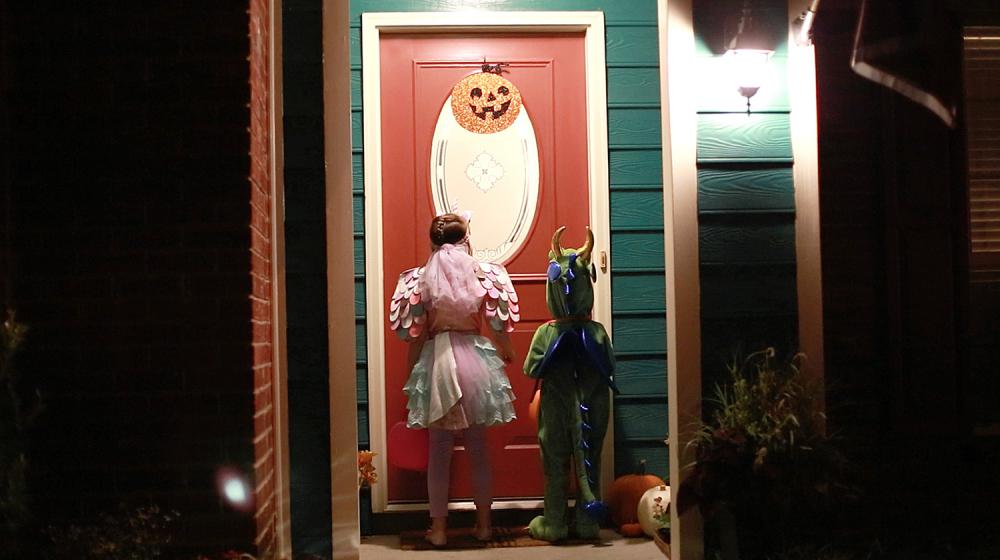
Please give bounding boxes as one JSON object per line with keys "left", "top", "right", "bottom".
{"left": 350, "top": 0, "right": 669, "bottom": 489}
{"left": 698, "top": 167, "right": 794, "bottom": 213}
{"left": 283, "top": 0, "right": 335, "bottom": 549}
{"left": 697, "top": 114, "right": 793, "bottom": 162}
{"left": 693, "top": 1, "right": 799, "bottom": 393}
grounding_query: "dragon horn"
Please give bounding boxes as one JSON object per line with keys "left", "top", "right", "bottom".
{"left": 551, "top": 226, "right": 566, "bottom": 258}
{"left": 579, "top": 226, "right": 594, "bottom": 263}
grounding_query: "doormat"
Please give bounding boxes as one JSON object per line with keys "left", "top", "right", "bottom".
{"left": 399, "top": 526, "right": 601, "bottom": 550}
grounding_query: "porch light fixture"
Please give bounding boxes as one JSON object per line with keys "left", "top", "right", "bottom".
{"left": 725, "top": 0, "right": 774, "bottom": 114}
{"left": 791, "top": 0, "right": 822, "bottom": 47}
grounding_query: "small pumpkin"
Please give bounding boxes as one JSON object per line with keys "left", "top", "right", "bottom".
{"left": 637, "top": 484, "right": 671, "bottom": 538}
{"left": 606, "top": 460, "right": 666, "bottom": 537}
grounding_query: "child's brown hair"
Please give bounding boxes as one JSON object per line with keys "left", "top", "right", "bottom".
{"left": 429, "top": 213, "right": 469, "bottom": 247}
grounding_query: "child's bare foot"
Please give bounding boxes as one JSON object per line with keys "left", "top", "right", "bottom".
{"left": 475, "top": 508, "right": 492, "bottom": 541}
{"left": 426, "top": 517, "right": 447, "bottom": 547}
{"left": 425, "top": 530, "right": 447, "bottom": 547}
{"left": 474, "top": 525, "right": 492, "bottom": 541}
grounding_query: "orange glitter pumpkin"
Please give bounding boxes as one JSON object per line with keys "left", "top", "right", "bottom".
{"left": 450, "top": 70, "right": 522, "bottom": 134}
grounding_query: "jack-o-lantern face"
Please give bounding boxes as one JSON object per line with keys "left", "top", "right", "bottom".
{"left": 450, "top": 71, "right": 522, "bottom": 134}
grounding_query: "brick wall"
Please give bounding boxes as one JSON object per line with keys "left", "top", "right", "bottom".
{"left": 249, "top": 0, "right": 279, "bottom": 556}
{"left": 4, "top": 2, "right": 255, "bottom": 553}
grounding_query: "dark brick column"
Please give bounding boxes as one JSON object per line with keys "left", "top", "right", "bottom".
{"left": 249, "top": 0, "right": 280, "bottom": 555}
{"left": 5, "top": 1, "right": 255, "bottom": 553}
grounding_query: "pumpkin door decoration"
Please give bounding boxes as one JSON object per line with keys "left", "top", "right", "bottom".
{"left": 606, "top": 460, "right": 666, "bottom": 537}
{"left": 450, "top": 62, "right": 522, "bottom": 134}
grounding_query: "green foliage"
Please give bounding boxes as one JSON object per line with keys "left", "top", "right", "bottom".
{"left": 679, "top": 348, "right": 852, "bottom": 558}
{"left": 0, "top": 309, "right": 39, "bottom": 544}
{"left": 45, "top": 504, "right": 179, "bottom": 560}
{"left": 695, "top": 348, "right": 827, "bottom": 475}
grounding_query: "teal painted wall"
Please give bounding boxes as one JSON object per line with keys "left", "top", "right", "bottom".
{"left": 283, "top": 0, "right": 333, "bottom": 551}
{"left": 692, "top": 1, "right": 799, "bottom": 395}
{"left": 349, "top": 0, "right": 670, "bottom": 493}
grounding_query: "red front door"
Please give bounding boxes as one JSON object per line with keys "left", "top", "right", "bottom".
{"left": 378, "top": 32, "right": 590, "bottom": 504}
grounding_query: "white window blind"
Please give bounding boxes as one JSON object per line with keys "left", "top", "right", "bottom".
{"left": 964, "top": 28, "right": 1000, "bottom": 282}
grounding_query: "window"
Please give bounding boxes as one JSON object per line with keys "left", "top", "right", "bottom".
{"left": 964, "top": 27, "right": 1000, "bottom": 283}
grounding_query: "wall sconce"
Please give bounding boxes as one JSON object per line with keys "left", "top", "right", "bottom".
{"left": 725, "top": 0, "right": 774, "bottom": 114}
{"left": 791, "top": 0, "right": 821, "bottom": 47}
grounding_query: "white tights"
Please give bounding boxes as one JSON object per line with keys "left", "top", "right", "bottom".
{"left": 427, "top": 424, "right": 492, "bottom": 518}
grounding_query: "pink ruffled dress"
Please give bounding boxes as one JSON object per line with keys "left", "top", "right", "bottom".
{"left": 389, "top": 241, "right": 519, "bottom": 430}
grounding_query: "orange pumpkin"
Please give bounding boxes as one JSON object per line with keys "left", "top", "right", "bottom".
{"left": 606, "top": 460, "right": 666, "bottom": 537}
{"left": 450, "top": 70, "right": 522, "bottom": 134}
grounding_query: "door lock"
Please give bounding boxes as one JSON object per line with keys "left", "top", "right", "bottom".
{"left": 600, "top": 250, "right": 607, "bottom": 273}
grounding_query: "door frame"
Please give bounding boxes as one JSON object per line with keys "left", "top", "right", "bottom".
{"left": 361, "top": 11, "right": 612, "bottom": 514}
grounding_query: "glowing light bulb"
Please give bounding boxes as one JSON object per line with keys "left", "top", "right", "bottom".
{"left": 224, "top": 477, "right": 248, "bottom": 504}
{"left": 215, "top": 466, "right": 253, "bottom": 512}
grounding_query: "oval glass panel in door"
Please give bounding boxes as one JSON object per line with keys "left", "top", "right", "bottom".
{"left": 430, "top": 94, "right": 540, "bottom": 264}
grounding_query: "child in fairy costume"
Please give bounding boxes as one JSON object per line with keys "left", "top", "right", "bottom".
{"left": 388, "top": 212, "right": 520, "bottom": 546}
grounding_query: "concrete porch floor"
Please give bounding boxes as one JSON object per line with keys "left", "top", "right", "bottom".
{"left": 359, "top": 529, "right": 664, "bottom": 559}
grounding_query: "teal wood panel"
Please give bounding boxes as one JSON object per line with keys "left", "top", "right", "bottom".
{"left": 285, "top": 225, "right": 326, "bottom": 274}
{"left": 285, "top": 174, "right": 327, "bottom": 219}
{"left": 352, "top": 111, "right": 362, "bottom": 151}
{"left": 357, "top": 365, "right": 368, "bottom": 402}
{"left": 351, "top": 70, "right": 361, "bottom": 109}
{"left": 615, "top": 443, "right": 668, "bottom": 479}
{"left": 286, "top": 276, "right": 328, "bottom": 324}
{"left": 351, "top": 1, "right": 657, "bottom": 24}
{"left": 611, "top": 231, "right": 665, "bottom": 271}
{"left": 614, "top": 356, "right": 667, "bottom": 396}
{"left": 284, "top": 8, "right": 323, "bottom": 64}
{"left": 284, "top": 116, "right": 325, "bottom": 169}
{"left": 694, "top": 56, "right": 790, "bottom": 113}
{"left": 608, "top": 108, "right": 662, "bottom": 147}
{"left": 358, "top": 407, "right": 369, "bottom": 447}
{"left": 613, "top": 315, "right": 666, "bottom": 354}
{"left": 354, "top": 237, "right": 365, "bottom": 270}
{"left": 615, "top": 401, "right": 668, "bottom": 441}
{"left": 610, "top": 183, "right": 663, "bottom": 192}
{"left": 353, "top": 194, "right": 364, "bottom": 234}
{"left": 356, "top": 322, "right": 367, "bottom": 358}
{"left": 697, "top": 167, "right": 794, "bottom": 213}
{"left": 700, "top": 263, "right": 798, "bottom": 319}
{"left": 698, "top": 216, "right": 795, "bottom": 265}
{"left": 284, "top": 62, "right": 324, "bottom": 117}
{"left": 700, "top": 315, "right": 799, "bottom": 389}
{"left": 606, "top": 25, "right": 658, "bottom": 66}
{"left": 697, "top": 113, "right": 792, "bottom": 162}
{"left": 611, "top": 190, "right": 665, "bottom": 229}
{"left": 353, "top": 154, "right": 363, "bottom": 193}
{"left": 611, "top": 273, "right": 666, "bottom": 312}
{"left": 607, "top": 68, "right": 660, "bottom": 106}
{"left": 350, "top": 26, "right": 361, "bottom": 67}
{"left": 355, "top": 277, "right": 366, "bottom": 317}
{"left": 610, "top": 149, "right": 663, "bottom": 186}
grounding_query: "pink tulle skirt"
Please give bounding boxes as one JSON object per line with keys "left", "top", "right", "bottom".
{"left": 403, "top": 331, "right": 517, "bottom": 430}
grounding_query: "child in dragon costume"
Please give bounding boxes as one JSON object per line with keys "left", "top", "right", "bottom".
{"left": 523, "top": 226, "right": 618, "bottom": 541}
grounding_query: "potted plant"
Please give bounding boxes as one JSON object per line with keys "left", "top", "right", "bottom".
{"left": 676, "top": 348, "right": 851, "bottom": 559}
{"left": 1, "top": 310, "right": 41, "bottom": 558}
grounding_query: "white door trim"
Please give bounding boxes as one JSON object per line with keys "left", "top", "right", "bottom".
{"left": 361, "top": 10, "right": 612, "bottom": 514}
